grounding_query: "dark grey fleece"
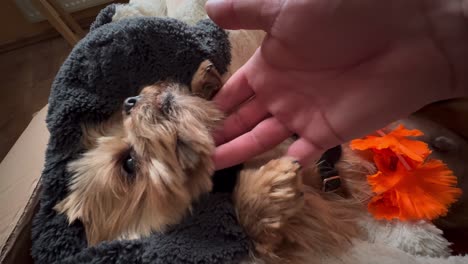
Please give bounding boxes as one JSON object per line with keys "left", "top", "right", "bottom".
{"left": 31, "top": 5, "right": 250, "bottom": 263}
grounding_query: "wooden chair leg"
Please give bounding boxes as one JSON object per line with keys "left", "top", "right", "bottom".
{"left": 46, "top": 0, "right": 86, "bottom": 37}
{"left": 30, "top": 0, "right": 80, "bottom": 46}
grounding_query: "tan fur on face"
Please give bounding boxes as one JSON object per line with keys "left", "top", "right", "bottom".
{"left": 55, "top": 136, "right": 196, "bottom": 245}
{"left": 55, "top": 81, "right": 223, "bottom": 245}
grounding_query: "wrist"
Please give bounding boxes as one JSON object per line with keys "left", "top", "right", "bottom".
{"left": 424, "top": 0, "right": 468, "bottom": 98}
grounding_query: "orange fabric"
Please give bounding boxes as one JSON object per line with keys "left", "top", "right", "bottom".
{"left": 350, "top": 125, "right": 462, "bottom": 221}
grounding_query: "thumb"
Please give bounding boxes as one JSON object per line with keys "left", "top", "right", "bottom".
{"left": 205, "top": 0, "right": 285, "bottom": 31}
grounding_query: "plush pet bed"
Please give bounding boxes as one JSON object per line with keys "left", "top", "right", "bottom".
{"left": 31, "top": 4, "right": 251, "bottom": 264}
{"left": 31, "top": 1, "right": 468, "bottom": 263}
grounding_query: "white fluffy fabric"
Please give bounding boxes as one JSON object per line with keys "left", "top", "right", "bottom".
{"left": 305, "top": 216, "right": 467, "bottom": 264}
{"left": 112, "top": 0, "right": 208, "bottom": 25}
{"left": 112, "top": 0, "right": 167, "bottom": 21}
{"left": 361, "top": 216, "right": 452, "bottom": 257}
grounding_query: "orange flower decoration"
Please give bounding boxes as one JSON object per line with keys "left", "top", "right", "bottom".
{"left": 351, "top": 125, "right": 430, "bottom": 162}
{"left": 350, "top": 125, "right": 462, "bottom": 221}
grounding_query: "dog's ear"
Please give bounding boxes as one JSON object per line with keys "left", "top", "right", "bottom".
{"left": 54, "top": 193, "right": 84, "bottom": 224}
{"left": 190, "top": 60, "right": 222, "bottom": 100}
{"left": 54, "top": 156, "right": 91, "bottom": 224}
{"left": 80, "top": 113, "right": 124, "bottom": 150}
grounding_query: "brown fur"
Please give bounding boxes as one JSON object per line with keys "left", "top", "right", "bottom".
{"left": 55, "top": 61, "right": 376, "bottom": 262}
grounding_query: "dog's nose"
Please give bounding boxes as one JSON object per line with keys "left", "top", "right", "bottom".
{"left": 123, "top": 96, "right": 140, "bottom": 114}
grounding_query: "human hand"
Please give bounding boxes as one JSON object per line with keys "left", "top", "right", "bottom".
{"left": 207, "top": 0, "right": 468, "bottom": 170}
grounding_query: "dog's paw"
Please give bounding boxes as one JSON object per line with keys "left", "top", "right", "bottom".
{"left": 257, "top": 158, "right": 304, "bottom": 230}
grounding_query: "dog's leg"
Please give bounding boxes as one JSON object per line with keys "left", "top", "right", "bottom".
{"left": 234, "top": 158, "right": 305, "bottom": 261}
{"left": 234, "top": 157, "right": 363, "bottom": 263}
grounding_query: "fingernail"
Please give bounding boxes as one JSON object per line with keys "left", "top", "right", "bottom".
{"left": 207, "top": 0, "right": 226, "bottom": 5}
{"left": 206, "top": 0, "right": 226, "bottom": 9}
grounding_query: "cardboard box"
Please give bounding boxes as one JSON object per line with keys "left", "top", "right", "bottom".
{"left": 0, "top": 106, "right": 48, "bottom": 264}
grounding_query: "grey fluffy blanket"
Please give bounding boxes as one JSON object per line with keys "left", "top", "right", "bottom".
{"left": 31, "top": 5, "right": 250, "bottom": 263}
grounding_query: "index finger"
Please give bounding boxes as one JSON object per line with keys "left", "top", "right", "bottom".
{"left": 213, "top": 116, "right": 292, "bottom": 170}
{"left": 214, "top": 66, "right": 255, "bottom": 113}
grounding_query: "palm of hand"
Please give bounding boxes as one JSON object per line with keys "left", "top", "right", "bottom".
{"left": 212, "top": 0, "right": 451, "bottom": 169}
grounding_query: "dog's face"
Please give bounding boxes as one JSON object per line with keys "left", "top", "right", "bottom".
{"left": 55, "top": 61, "right": 223, "bottom": 245}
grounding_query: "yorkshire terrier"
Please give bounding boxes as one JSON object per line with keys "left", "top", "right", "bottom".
{"left": 55, "top": 58, "right": 465, "bottom": 263}
{"left": 55, "top": 61, "right": 224, "bottom": 245}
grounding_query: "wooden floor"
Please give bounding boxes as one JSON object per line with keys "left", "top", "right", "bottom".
{"left": 0, "top": 37, "right": 71, "bottom": 161}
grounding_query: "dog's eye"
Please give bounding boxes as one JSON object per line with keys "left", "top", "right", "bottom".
{"left": 123, "top": 155, "right": 136, "bottom": 175}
